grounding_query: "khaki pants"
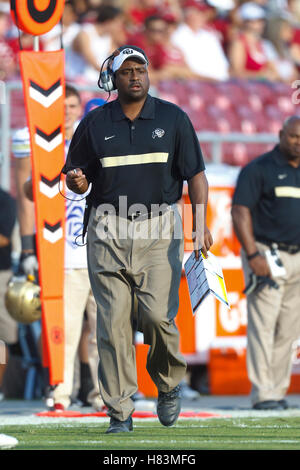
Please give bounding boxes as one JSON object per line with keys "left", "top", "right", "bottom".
{"left": 241, "top": 242, "right": 300, "bottom": 405}
{"left": 53, "top": 269, "right": 102, "bottom": 409}
{"left": 87, "top": 206, "right": 187, "bottom": 421}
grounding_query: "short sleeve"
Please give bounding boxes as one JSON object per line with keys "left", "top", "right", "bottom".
{"left": 62, "top": 117, "right": 96, "bottom": 182}
{"left": 232, "top": 162, "right": 263, "bottom": 209}
{"left": 174, "top": 111, "right": 205, "bottom": 180}
{"left": 11, "top": 127, "right": 31, "bottom": 158}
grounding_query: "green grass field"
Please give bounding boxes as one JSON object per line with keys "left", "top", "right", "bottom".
{"left": 2, "top": 417, "right": 300, "bottom": 450}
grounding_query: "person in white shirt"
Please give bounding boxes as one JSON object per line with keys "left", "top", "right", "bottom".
{"left": 171, "top": 0, "right": 230, "bottom": 81}
{"left": 12, "top": 85, "right": 105, "bottom": 412}
{"left": 71, "top": 4, "right": 126, "bottom": 83}
{"left": 40, "top": 1, "right": 82, "bottom": 82}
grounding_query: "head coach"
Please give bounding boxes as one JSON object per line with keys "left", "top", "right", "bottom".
{"left": 62, "top": 45, "right": 213, "bottom": 433}
{"left": 231, "top": 116, "right": 300, "bottom": 411}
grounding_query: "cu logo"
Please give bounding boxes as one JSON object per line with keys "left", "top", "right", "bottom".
{"left": 10, "top": 0, "right": 65, "bottom": 35}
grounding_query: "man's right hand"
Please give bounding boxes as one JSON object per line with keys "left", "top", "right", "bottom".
{"left": 66, "top": 168, "right": 89, "bottom": 194}
{"left": 19, "top": 252, "right": 38, "bottom": 277}
{"left": 248, "top": 254, "right": 271, "bottom": 277}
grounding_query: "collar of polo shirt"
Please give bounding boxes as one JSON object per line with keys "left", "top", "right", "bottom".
{"left": 111, "top": 94, "right": 155, "bottom": 121}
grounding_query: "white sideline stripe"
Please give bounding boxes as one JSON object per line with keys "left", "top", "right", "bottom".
{"left": 100, "top": 152, "right": 169, "bottom": 168}
{"left": 275, "top": 186, "right": 300, "bottom": 198}
{"left": 29, "top": 86, "right": 63, "bottom": 108}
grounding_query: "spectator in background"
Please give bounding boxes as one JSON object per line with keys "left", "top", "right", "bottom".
{"left": 71, "top": 5, "right": 126, "bottom": 83}
{"left": 250, "top": 0, "right": 270, "bottom": 9}
{"left": 126, "top": 0, "right": 161, "bottom": 29}
{"left": 289, "top": 0, "right": 300, "bottom": 20}
{"left": 158, "top": 14, "right": 199, "bottom": 80}
{"left": 0, "top": 1, "right": 9, "bottom": 13}
{"left": 228, "top": 2, "right": 280, "bottom": 81}
{"left": 264, "top": 14, "right": 299, "bottom": 84}
{"left": 70, "top": 0, "right": 90, "bottom": 20}
{"left": 41, "top": 1, "right": 80, "bottom": 51}
{"left": 128, "top": 14, "right": 196, "bottom": 83}
{"left": 289, "top": 1, "right": 300, "bottom": 71}
{"left": 40, "top": 1, "right": 82, "bottom": 82}
{"left": 125, "top": 0, "right": 182, "bottom": 33}
{"left": 205, "top": 0, "right": 237, "bottom": 52}
{"left": 0, "top": 11, "right": 17, "bottom": 80}
{"left": 127, "top": 15, "right": 168, "bottom": 71}
{"left": 171, "top": 0, "right": 230, "bottom": 81}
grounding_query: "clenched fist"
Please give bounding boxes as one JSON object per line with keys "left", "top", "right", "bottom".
{"left": 66, "top": 168, "right": 89, "bottom": 194}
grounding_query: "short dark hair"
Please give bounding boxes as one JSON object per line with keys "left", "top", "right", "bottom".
{"left": 144, "top": 15, "right": 167, "bottom": 29}
{"left": 96, "top": 5, "right": 122, "bottom": 24}
{"left": 65, "top": 84, "right": 81, "bottom": 102}
{"left": 64, "top": 1, "right": 77, "bottom": 14}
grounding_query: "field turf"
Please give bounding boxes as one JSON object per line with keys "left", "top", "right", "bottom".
{"left": 2, "top": 416, "right": 300, "bottom": 451}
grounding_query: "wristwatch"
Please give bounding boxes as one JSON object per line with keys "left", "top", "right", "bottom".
{"left": 247, "top": 251, "right": 260, "bottom": 261}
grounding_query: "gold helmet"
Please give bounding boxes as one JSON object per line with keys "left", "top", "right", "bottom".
{"left": 5, "top": 276, "right": 41, "bottom": 324}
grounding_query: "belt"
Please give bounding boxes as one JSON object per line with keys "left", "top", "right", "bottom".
{"left": 257, "top": 239, "right": 300, "bottom": 254}
{"left": 115, "top": 206, "right": 170, "bottom": 221}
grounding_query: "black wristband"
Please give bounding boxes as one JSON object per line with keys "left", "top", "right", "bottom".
{"left": 247, "top": 251, "right": 260, "bottom": 261}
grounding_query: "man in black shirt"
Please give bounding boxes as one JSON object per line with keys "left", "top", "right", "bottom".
{"left": 232, "top": 116, "right": 300, "bottom": 410}
{"left": 0, "top": 188, "right": 17, "bottom": 395}
{"left": 63, "top": 45, "right": 212, "bottom": 433}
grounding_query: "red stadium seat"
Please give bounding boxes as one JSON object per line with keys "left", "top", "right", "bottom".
{"left": 188, "top": 93, "right": 206, "bottom": 111}
{"left": 223, "top": 142, "right": 249, "bottom": 166}
{"left": 215, "top": 81, "right": 246, "bottom": 103}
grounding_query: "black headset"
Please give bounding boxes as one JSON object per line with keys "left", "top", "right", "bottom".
{"left": 98, "top": 45, "right": 149, "bottom": 93}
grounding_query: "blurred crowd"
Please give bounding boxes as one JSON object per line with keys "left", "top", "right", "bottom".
{"left": 0, "top": 0, "right": 300, "bottom": 86}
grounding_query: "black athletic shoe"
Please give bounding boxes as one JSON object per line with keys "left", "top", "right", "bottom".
{"left": 252, "top": 400, "right": 284, "bottom": 410}
{"left": 106, "top": 416, "right": 133, "bottom": 434}
{"left": 277, "top": 399, "right": 289, "bottom": 409}
{"left": 157, "top": 385, "right": 181, "bottom": 427}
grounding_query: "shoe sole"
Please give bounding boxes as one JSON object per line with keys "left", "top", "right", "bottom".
{"left": 157, "top": 415, "right": 180, "bottom": 427}
{"left": 106, "top": 425, "right": 133, "bottom": 434}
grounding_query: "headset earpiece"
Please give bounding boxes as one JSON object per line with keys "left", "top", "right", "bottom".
{"left": 98, "top": 55, "right": 116, "bottom": 92}
{"left": 99, "top": 69, "right": 115, "bottom": 92}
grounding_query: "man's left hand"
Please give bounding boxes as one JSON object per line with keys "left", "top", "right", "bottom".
{"left": 194, "top": 225, "right": 213, "bottom": 260}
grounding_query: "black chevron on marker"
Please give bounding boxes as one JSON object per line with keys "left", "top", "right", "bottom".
{"left": 40, "top": 175, "right": 60, "bottom": 187}
{"left": 30, "top": 79, "right": 61, "bottom": 97}
{"left": 44, "top": 221, "right": 61, "bottom": 232}
{"left": 36, "top": 126, "right": 61, "bottom": 142}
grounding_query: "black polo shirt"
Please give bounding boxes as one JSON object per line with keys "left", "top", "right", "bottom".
{"left": 232, "top": 145, "right": 300, "bottom": 245}
{"left": 62, "top": 94, "right": 205, "bottom": 211}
